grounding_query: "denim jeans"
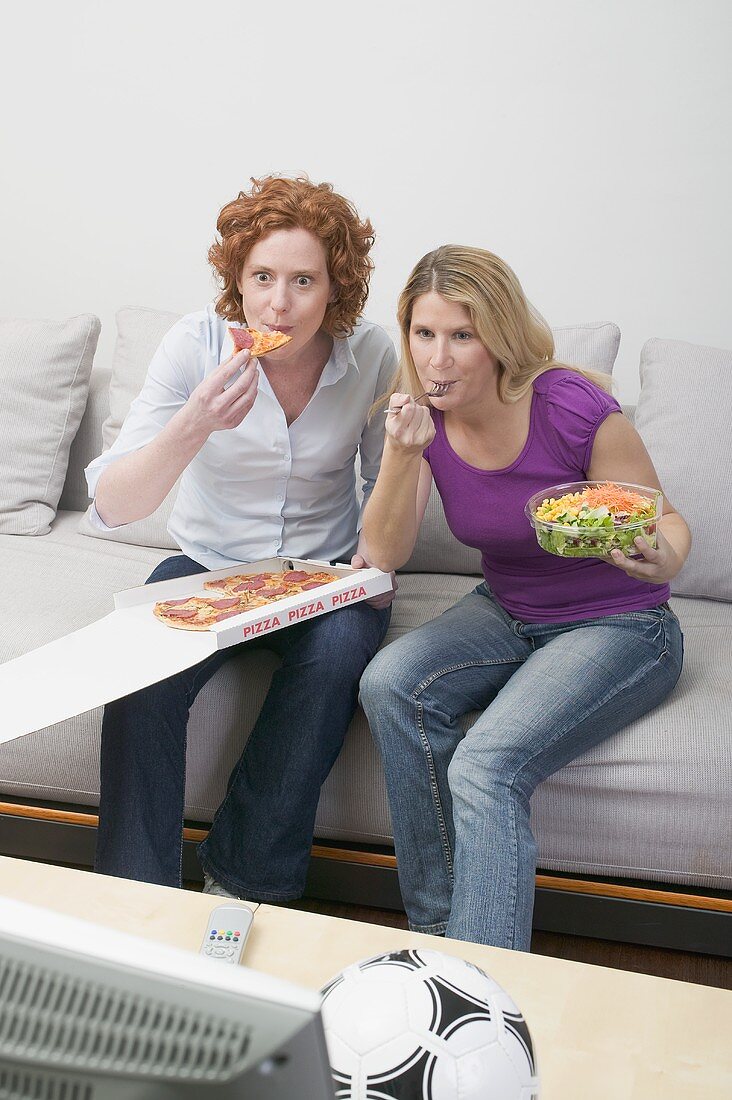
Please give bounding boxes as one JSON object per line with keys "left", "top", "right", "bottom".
{"left": 95, "top": 554, "right": 390, "bottom": 897}
{"left": 360, "top": 583, "right": 683, "bottom": 951}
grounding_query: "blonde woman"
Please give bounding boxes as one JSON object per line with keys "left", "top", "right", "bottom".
{"left": 359, "top": 245, "right": 690, "bottom": 951}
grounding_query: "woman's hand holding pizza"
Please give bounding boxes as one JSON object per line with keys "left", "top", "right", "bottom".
{"left": 385, "top": 393, "right": 436, "bottom": 455}
{"left": 181, "top": 349, "right": 259, "bottom": 440}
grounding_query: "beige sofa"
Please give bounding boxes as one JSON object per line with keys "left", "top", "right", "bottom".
{"left": 0, "top": 309, "right": 730, "bottom": 954}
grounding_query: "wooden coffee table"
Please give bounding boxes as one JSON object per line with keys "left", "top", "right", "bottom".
{"left": 2, "top": 856, "right": 730, "bottom": 1098}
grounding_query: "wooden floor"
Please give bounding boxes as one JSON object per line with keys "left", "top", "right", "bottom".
{"left": 286, "top": 897, "right": 732, "bottom": 991}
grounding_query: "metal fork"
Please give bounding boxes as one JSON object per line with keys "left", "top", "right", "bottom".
{"left": 386, "top": 382, "right": 453, "bottom": 415}
{"left": 414, "top": 381, "right": 453, "bottom": 400}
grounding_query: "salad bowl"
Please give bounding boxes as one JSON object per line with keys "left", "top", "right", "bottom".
{"left": 525, "top": 481, "right": 663, "bottom": 559}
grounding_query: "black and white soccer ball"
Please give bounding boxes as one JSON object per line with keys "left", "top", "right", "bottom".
{"left": 320, "top": 948, "right": 539, "bottom": 1099}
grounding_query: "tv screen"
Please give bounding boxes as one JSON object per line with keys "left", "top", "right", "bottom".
{"left": 0, "top": 896, "right": 335, "bottom": 1098}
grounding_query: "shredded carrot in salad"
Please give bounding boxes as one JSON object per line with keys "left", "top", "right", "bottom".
{"left": 536, "top": 482, "right": 656, "bottom": 523}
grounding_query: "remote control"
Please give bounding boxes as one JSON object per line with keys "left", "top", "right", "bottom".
{"left": 199, "top": 904, "right": 254, "bottom": 965}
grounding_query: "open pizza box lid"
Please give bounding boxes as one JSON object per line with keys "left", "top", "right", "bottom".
{"left": 0, "top": 557, "right": 391, "bottom": 745}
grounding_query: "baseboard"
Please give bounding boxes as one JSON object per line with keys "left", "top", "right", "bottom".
{"left": 1, "top": 801, "right": 730, "bottom": 957}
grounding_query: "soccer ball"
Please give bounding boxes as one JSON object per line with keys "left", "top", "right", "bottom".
{"left": 320, "top": 948, "right": 539, "bottom": 1099}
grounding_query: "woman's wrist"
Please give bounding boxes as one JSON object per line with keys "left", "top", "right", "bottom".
{"left": 384, "top": 435, "right": 427, "bottom": 461}
{"left": 169, "top": 403, "right": 210, "bottom": 456}
{"left": 657, "top": 515, "right": 691, "bottom": 574}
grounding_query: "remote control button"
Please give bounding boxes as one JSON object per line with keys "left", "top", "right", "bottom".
{"left": 211, "top": 929, "right": 217, "bottom": 934}
{"left": 217, "top": 935, "right": 223, "bottom": 940}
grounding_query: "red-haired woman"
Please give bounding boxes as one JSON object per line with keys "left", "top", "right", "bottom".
{"left": 87, "top": 176, "right": 396, "bottom": 897}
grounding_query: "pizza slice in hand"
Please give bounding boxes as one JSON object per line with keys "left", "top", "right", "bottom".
{"left": 229, "top": 326, "right": 293, "bottom": 357}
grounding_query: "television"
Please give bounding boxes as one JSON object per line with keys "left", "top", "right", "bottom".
{"left": 0, "top": 896, "right": 336, "bottom": 1098}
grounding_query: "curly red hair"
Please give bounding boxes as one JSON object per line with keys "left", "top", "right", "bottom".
{"left": 208, "top": 176, "right": 375, "bottom": 337}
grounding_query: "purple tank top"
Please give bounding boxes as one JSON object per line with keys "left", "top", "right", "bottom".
{"left": 423, "top": 368, "right": 670, "bottom": 623}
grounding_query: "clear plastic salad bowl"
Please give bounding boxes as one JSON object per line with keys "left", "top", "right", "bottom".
{"left": 525, "top": 481, "right": 663, "bottom": 559}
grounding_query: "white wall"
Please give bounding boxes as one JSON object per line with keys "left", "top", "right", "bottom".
{"left": 2, "top": 0, "right": 730, "bottom": 401}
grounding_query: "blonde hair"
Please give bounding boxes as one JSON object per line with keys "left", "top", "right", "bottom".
{"left": 390, "top": 245, "right": 613, "bottom": 403}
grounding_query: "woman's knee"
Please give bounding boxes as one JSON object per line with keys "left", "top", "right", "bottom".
{"left": 447, "top": 742, "right": 524, "bottom": 807}
{"left": 360, "top": 646, "right": 398, "bottom": 709}
{"left": 359, "top": 638, "right": 426, "bottom": 713}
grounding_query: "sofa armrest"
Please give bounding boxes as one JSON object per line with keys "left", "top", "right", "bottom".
{"left": 59, "top": 365, "right": 111, "bottom": 513}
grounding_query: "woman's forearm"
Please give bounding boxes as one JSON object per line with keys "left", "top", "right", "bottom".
{"left": 94, "top": 408, "right": 209, "bottom": 527}
{"left": 362, "top": 443, "right": 424, "bottom": 571}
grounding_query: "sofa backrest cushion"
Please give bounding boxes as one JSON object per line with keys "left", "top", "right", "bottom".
{"left": 78, "top": 307, "right": 183, "bottom": 550}
{"left": 634, "top": 337, "right": 732, "bottom": 601}
{"left": 0, "top": 314, "right": 100, "bottom": 535}
{"left": 103, "top": 306, "right": 183, "bottom": 449}
{"left": 76, "top": 310, "right": 621, "bottom": 563}
{"left": 552, "top": 321, "right": 620, "bottom": 375}
{"left": 403, "top": 321, "right": 621, "bottom": 573}
{"left": 60, "top": 365, "right": 111, "bottom": 513}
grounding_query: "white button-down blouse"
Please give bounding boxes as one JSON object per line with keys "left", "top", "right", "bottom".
{"left": 85, "top": 305, "right": 397, "bottom": 569}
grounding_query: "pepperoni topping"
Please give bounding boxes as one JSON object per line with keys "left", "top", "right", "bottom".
{"left": 301, "top": 580, "right": 326, "bottom": 590}
{"left": 261, "top": 585, "right": 288, "bottom": 597}
{"left": 232, "top": 577, "right": 267, "bottom": 591}
{"left": 165, "top": 608, "right": 198, "bottom": 618}
{"left": 283, "top": 570, "right": 309, "bottom": 583}
{"left": 208, "top": 598, "right": 240, "bottom": 609}
{"left": 213, "top": 607, "right": 247, "bottom": 622}
{"left": 229, "top": 326, "right": 254, "bottom": 351}
{"left": 164, "top": 598, "right": 192, "bottom": 607}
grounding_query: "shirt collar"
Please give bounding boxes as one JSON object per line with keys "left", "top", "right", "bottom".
{"left": 321, "top": 334, "right": 359, "bottom": 385}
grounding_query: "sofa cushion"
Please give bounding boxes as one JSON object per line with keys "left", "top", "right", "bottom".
{"left": 79, "top": 312, "right": 620, "bottom": 562}
{"left": 552, "top": 321, "right": 620, "bottom": 375}
{"left": 60, "top": 366, "right": 112, "bottom": 513}
{"left": 403, "top": 321, "right": 621, "bottom": 574}
{"left": 78, "top": 306, "right": 183, "bottom": 550}
{"left": 0, "top": 512, "right": 172, "bottom": 805}
{"left": 103, "top": 306, "right": 183, "bottom": 449}
{"left": 634, "top": 337, "right": 732, "bottom": 601}
{"left": 0, "top": 543, "right": 728, "bottom": 891}
{"left": 0, "top": 315, "right": 100, "bottom": 535}
{"left": 531, "top": 594, "right": 732, "bottom": 886}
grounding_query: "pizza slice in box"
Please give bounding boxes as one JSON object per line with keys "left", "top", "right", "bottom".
{"left": 153, "top": 593, "right": 267, "bottom": 632}
{"left": 203, "top": 569, "right": 338, "bottom": 600}
{"left": 229, "top": 326, "right": 293, "bottom": 357}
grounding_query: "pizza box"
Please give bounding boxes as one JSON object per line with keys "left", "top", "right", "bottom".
{"left": 0, "top": 557, "right": 391, "bottom": 746}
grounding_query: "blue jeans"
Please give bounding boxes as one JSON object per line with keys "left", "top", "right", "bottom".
{"left": 359, "top": 583, "right": 683, "bottom": 951}
{"left": 95, "top": 555, "right": 390, "bottom": 897}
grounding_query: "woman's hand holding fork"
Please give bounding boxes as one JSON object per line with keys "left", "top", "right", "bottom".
{"left": 385, "top": 391, "right": 437, "bottom": 454}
